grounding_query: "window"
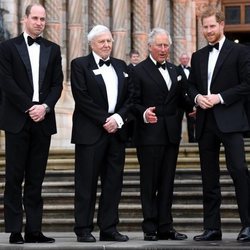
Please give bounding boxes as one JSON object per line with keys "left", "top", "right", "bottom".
{"left": 222, "top": 1, "right": 250, "bottom": 32}
{"left": 245, "top": 5, "right": 250, "bottom": 24}
{"left": 225, "top": 6, "right": 241, "bottom": 24}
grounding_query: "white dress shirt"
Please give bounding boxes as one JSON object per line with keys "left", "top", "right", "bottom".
{"left": 24, "top": 32, "right": 40, "bottom": 102}
{"left": 92, "top": 51, "right": 124, "bottom": 128}
{"left": 195, "top": 36, "right": 226, "bottom": 104}
{"left": 150, "top": 54, "right": 172, "bottom": 90}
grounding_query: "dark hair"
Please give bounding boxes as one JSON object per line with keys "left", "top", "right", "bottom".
{"left": 129, "top": 49, "right": 140, "bottom": 58}
{"left": 25, "top": 3, "right": 45, "bottom": 16}
{"left": 201, "top": 5, "right": 225, "bottom": 24}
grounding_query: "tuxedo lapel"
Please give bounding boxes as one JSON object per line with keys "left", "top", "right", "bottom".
{"left": 165, "top": 63, "right": 179, "bottom": 101}
{"left": 143, "top": 57, "right": 168, "bottom": 94}
{"left": 200, "top": 48, "right": 209, "bottom": 92}
{"left": 14, "top": 36, "right": 33, "bottom": 87}
{"left": 211, "top": 39, "right": 233, "bottom": 84}
{"left": 88, "top": 53, "right": 109, "bottom": 106}
{"left": 110, "top": 58, "right": 125, "bottom": 107}
{"left": 39, "top": 39, "right": 51, "bottom": 89}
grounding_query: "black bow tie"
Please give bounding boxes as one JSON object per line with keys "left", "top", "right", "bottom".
{"left": 208, "top": 42, "right": 219, "bottom": 52}
{"left": 99, "top": 59, "right": 111, "bottom": 67}
{"left": 27, "top": 36, "right": 42, "bottom": 46}
{"left": 156, "top": 62, "right": 166, "bottom": 70}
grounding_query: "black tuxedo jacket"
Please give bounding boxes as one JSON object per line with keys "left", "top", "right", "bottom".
{"left": 188, "top": 39, "right": 250, "bottom": 139}
{"left": 70, "top": 53, "right": 133, "bottom": 144}
{"left": 0, "top": 34, "right": 63, "bottom": 135}
{"left": 132, "top": 57, "right": 193, "bottom": 145}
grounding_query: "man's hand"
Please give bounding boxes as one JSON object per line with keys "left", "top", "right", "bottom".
{"left": 188, "top": 110, "right": 196, "bottom": 118}
{"left": 205, "top": 94, "right": 221, "bottom": 106}
{"left": 103, "top": 116, "right": 118, "bottom": 133}
{"left": 196, "top": 95, "right": 213, "bottom": 109}
{"left": 28, "top": 104, "right": 46, "bottom": 122}
{"left": 145, "top": 107, "right": 158, "bottom": 123}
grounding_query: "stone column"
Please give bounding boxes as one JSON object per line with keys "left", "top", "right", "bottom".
{"left": 43, "top": 0, "right": 61, "bottom": 44}
{"left": 172, "top": 0, "right": 187, "bottom": 65}
{"left": 196, "top": 0, "right": 209, "bottom": 50}
{"left": 112, "top": 0, "right": 128, "bottom": 61}
{"left": 90, "top": 0, "right": 107, "bottom": 27}
{"left": 152, "top": 0, "right": 167, "bottom": 28}
{"left": 43, "top": 0, "right": 70, "bottom": 148}
{"left": 67, "top": 0, "right": 83, "bottom": 79}
{"left": 131, "top": 0, "right": 149, "bottom": 60}
{"left": 0, "top": 0, "right": 18, "bottom": 37}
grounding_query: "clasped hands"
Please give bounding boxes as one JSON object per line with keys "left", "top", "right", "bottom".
{"left": 196, "top": 94, "right": 220, "bottom": 109}
{"left": 28, "top": 104, "right": 46, "bottom": 122}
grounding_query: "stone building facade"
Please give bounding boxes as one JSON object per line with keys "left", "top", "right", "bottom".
{"left": 0, "top": 0, "right": 248, "bottom": 148}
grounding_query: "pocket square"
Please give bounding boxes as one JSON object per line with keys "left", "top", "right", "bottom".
{"left": 177, "top": 75, "right": 182, "bottom": 81}
{"left": 123, "top": 72, "right": 128, "bottom": 77}
{"left": 93, "top": 69, "right": 101, "bottom": 75}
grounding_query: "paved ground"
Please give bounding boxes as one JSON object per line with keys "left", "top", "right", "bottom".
{"left": 0, "top": 232, "right": 250, "bottom": 249}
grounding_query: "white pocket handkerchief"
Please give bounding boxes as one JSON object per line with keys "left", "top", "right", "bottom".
{"left": 123, "top": 72, "right": 128, "bottom": 77}
{"left": 93, "top": 69, "right": 101, "bottom": 75}
{"left": 177, "top": 75, "right": 182, "bottom": 81}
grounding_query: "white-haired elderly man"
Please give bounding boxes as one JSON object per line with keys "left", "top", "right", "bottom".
{"left": 131, "top": 28, "right": 193, "bottom": 241}
{"left": 70, "top": 25, "right": 133, "bottom": 242}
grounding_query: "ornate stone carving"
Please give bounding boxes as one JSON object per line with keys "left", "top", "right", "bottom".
{"left": 90, "top": 0, "right": 106, "bottom": 27}
{"left": 112, "top": 0, "right": 127, "bottom": 60}
{"left": 152, "top": 0, "right": 167, "bottom": 28}
{"left": 132, "top": 0, "right": 148, "bottom": 60}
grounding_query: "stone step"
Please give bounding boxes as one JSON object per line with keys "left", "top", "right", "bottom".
{"left": 0, "top": 141, "right": 249, "bottom": 233}
{"left": 0, "top": 217, "right": 242, "bottom": 232}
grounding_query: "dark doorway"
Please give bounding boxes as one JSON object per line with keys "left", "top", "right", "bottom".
{"left": 225, "top": 32, "right": 250, "bottom": 46}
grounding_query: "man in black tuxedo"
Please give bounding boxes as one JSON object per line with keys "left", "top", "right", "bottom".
{"left": 0, "top": 4, "right": 63, "bottom": 244}
{"left": 188, "top": 6, "right": 250, "bottom": 242}
{"left": 71, "top": 25, "right": 132, "bottom": 243}
{"left": 177, "top": 53, "right": 196, "bottom": 142}
{"left": 126, "top": 49, "right": 140, "bottom": 147}
{"left": 132, "top": 27, "right": 192, "bottom": 241}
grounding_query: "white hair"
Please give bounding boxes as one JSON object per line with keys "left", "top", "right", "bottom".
{"left": 87, "top": 25, "right": 112, "bottom": 42}
{"left": 148, "top": 27, "right": 172, "bottom": 45}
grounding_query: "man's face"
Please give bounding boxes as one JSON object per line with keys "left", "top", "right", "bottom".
{"left": 149, "top": 34, "right": 170, "bottom": 63}
{"left": 130, "top": 54, "right": 140, "bottom": 65}
{"left": 24, "top": 5, "right": 46, "bottom": 38}
{"left": 90, "top": 32, "right": 113, "bottom": 60}
{"left": 202, "top": 15, "right": 224, "bottom": 44}
{"left": 180, "top": 55, "right": 190, "bottom": 66}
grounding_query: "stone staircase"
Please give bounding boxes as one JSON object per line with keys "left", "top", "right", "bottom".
{"left": 0, "top": 141, "right": 249, "bottom": 233}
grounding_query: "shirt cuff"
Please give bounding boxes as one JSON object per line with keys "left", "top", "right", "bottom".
{"left": 194, "top": 94, "right": 201, "bottom": 105}
{"left": 143, "top": 110, "right": 149, "bottom": 123}
{"left": 218, "top": 94, "right": 224, "bottom": 104}
{"left": 111, "top": 113, "right": 124, "bottom": 128}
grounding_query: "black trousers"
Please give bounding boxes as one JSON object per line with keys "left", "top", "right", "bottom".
{"left": 199, "top": 111, "right": 250, "bottom": 229}
{"left": 137, "top": 143, "right": 179, "bottom": 233}
{"left": 4, "top": 119, "right": 51, "bottom": 233}
{"left": 74, "top": 133, "right": 126, "bottom": 236}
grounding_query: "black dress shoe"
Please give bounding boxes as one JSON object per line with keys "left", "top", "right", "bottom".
{"left": 9, "top": 233, "right": 24, "bottom": 244}
{"left": 193, "top": 230, "right": 222, "bottom": 241}
{"left": 158, "top": 229, "right": 187, "bottom": 240}
{"left": 144, "top": 232, "right": 158, "bottom": 241}
{"left": 77, "top": 232, "right": 96, "bottom": 242}
{"left": 237, "top": 227, "right": 250, "bottom": 242}
{"left": 100, "top": 231, "right": 129, "bottom": 241}
{"left": 24, "top": 232, "right": 55, "bottom": 243}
